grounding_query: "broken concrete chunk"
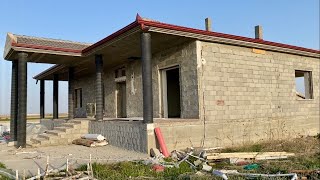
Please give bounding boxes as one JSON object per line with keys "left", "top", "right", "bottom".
{"left": 193, "top": 159, "right": 202, "bottom": 166}
{"left": 202, "top": 163, "right": 212, "bottom": 172}
{"left": 150, "top": 148, "right": 161, "bottom": 158}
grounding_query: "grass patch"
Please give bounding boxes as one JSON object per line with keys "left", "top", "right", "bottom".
{"left": 211, "top": 136, "right": 320, "bottom": 179}
{"left": 0, "top": 163, "right": 5, "bottom": 169}
{"left": 220, "top": 136, "right": 319, "bottom": 154}
{"left": 77, "top": 161, "right": 194, "bottom": 180}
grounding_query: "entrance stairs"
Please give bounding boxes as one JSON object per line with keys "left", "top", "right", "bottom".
{"left": 27, "top": 120, "right": 89, "bottom": 147}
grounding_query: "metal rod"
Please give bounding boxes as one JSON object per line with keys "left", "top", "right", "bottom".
{"left": 141, "top": 32, "right": 153, "bottom": 123}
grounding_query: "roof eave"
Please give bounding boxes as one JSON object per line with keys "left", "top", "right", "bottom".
{"left": 138, "top": 18, "right": 320, "bottom": 57}
{"left": 147, "top": 26, "right": 320, "bottom": 58}
{"left": 33, "top": 64, "right": 65, "bottom": 80}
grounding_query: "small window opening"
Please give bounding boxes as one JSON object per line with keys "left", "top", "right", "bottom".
{"left": 295, "top": 70, "right": 313, "bottom": 99}
{"left": 75, "top": 88, "right": 83, "bottom": 108}
{"left": 115, "top": 67, "right": 126, "bottom": 78}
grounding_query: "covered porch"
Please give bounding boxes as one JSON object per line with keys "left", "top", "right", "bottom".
{"left": 3, "top": 16, "right": 192, "bottom": 148}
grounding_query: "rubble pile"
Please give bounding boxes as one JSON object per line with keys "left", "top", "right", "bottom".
{"left": 145, "top": 146, "right": 304, "bottom": 179}
{"left": 72, "top": 134, "right": 108, "bottom": 147}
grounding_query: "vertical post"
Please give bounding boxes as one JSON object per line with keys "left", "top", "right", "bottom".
{"left": 255, "top": 25, "right": 263, "bottom": 39}
{"left": 304, "top": 72, "right": 312, "bottom": 99}
{"left": 205, "top": 18, "right": 212, "bottom": 31}
{"left": 53, "top": 74, "right": 59, "bottom": 119}
{"left": 68, "top": 67, "right": 75, "bottom": 120}
{"left": 10, "top": 60, "right": 18, "bottom": 142}
{"left": 40, "top": 80, "right": 45, "bottom": 119}
{"left": 95, "top": 55, "right": 103, "bottom": 121}
{"left": 17, "top": 52, "right": 28, "bottom": 148}
{"left": 141, "top": 32, "right": 153, "bottom": 123}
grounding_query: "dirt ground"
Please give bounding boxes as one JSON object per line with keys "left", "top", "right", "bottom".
{"left": 0, "top": 143, "right": 148, "bottom": 177}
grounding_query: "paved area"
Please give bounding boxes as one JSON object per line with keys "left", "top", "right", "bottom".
{"left": 0, "top": 144, "right": 148, "bottom": 177}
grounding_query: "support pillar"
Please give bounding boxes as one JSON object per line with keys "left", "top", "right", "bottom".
{"left": 10, "top": 60, "right": 18, "bottom": 142}
{"left": 68, "top": 67, "right": 75, "bottom": 120}
{"left": 95, "top": 55, "right": 104, "bottom": 121}
{"left": 17, "top": 52, "right": 28, "bottom": 148}
{"left": 141, "top": 32, "right": 153, "bottom": 123}
{"left": 40, "top": 80, "right": 45, "bottom": 119}
{"left": 53, "top": 74, "right": 59, "bottom": 119}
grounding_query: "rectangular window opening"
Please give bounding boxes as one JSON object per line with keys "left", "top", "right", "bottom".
{"left": 295, "top": 70, "right": 313, "bottom": 99}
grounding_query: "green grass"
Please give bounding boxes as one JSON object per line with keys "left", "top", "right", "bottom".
{"left": 77, "top": 161, "right": 194, "bottom": 180}
{"left": 0, "top": 162, "right": 11, "bottom": 180}
{"left": 0, "top": 163, "right": 5, "bottom": 169}
{"left": 211, "top": 136, "right": 320, "bottom": 179}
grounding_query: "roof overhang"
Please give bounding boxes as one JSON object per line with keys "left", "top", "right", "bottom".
{"left": 3, "top": 33, "right": 91, "bottom": 64}
{"left": 3, "top": 14, "right": 319, "bottom": 80}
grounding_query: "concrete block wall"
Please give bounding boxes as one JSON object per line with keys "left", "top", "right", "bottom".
{"left": 73, "top": 74, "right": 96, "bottom": 118}
{"left": 152, "top": 41, "right": 199, "bottom": 118}
{"left": 89, "top": 121, "right": 148, "bottom": 153}
{"left": 76, "top": 41, "right": 200, "bottom": 119}
{"left": 197, "top": 41, "right": 319, "bottom": 147}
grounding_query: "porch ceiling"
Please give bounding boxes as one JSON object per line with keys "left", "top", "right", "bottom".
{"left": 35, "top": 32, "right": 191, "bottom": 81}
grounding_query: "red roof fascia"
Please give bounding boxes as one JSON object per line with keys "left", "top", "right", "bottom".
{"left": 82, "top": 21, "right": 140, "bottom": 53}
{"left": 11, "top": 42, "right": 82, "bottom": 54}
{"left": 138, "top": 19, "right": 320, "bottom": 54}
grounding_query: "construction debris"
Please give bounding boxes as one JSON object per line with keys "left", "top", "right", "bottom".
{"left": 150, "top": 148, "right": 162, "bottom": 158}
{"left": 72, "top": 139, "right": 96, "bottom": 147}
{"left": 146, "top": 145, "right": 300, "bottom": 179}
{"left": 81, "top": 134, "right": 105, "bottom": 141}
{"left": 72, "top": 134, "right": 108, "bottom": 147}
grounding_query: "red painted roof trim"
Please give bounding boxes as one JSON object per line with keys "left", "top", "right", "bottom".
{"left": 10, "top": 14, "right": 320, "bottom": 56}
{"left": 11, "top": 42, "right": 82, "bottom": 54}
{"left": 138, "top": 18, "right": 320, "bottom": 54}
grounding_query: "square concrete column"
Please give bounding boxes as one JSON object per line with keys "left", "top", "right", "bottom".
{"left": 40, "top": 80, "right": 45, "bottom": 119}
{"left": 255, "top": 25, "right": 263, "bottom": 39}
{"left": 141, "top": 32, "right": 153, "bottom": 123}
{"left": 53, "top": 74, "right": 59, "bottom": 119}
{"left": 95, "top": 55, "right": 104, "bottom": 121}
{"left": 10, "top": 60, "right": 18, "bottom": 142}
{"left": 17, "top": 52, "right": 28, "bottom": 148}
{"left": 68, "top": 67, "right": 75, "bottom": 120}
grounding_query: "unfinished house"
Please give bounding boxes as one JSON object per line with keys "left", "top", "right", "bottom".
{"left": 3, "top": 15, "right": 319, "bottom": 152}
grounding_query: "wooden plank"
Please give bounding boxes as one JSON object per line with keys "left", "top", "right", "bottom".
{"left": 207, "top": 152, "right": 294, "bottom": 160}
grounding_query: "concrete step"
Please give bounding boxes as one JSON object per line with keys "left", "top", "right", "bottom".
{"left": 46, "top": 130, "right": 65, "bottom": 136}
{"left": 54, "top": 127, "right": 73, "bottom": 133}
{"left": 69, "top": 120, "right": 82, "bottom": 124}
{"left": 60, "top": 123, "right": 81, "bottom": 128}
{"left": 30, "top": 137, "right": 47, "bottom": 144}
{"left": 38, "top": 134, "right": 59, "bottom": 140}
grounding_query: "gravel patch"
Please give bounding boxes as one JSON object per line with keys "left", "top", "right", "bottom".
{"left": 0, "top": 144, "right": 148, "bottom": 177}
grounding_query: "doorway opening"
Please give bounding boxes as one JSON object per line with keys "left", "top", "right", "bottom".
{"left": 162, "top": 66, "right": 181, "bottom": 118}
{"left": 117, "top": 82, "right": 127, "bottom": 118}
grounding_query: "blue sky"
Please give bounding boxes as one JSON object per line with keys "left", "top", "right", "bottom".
{"left": 0, "top": 0, "right": 319, "bottom": 115}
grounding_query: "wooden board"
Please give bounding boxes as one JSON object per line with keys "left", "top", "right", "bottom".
{"left": 207, "top": 152, "right": 294, "bottom": 160}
